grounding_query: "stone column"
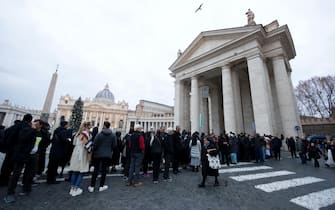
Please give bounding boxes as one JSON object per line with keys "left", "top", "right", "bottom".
{"left": 190, "top": 76, "right": 199, "bottom": 133}
{"left": 174, "top": 79, "right": 182, "bottom": 129}
{"left": 221, "top": 66, "right": 237, "bottom": 133}
{"left": 247, "top": 54, "right": 274, "bottom": 135}
{"left": 232, "top": 70, "right": 243, "bottom": 133}
{"left": 208, "top": 95, "right": 213, "bottom": 134}
{"left": 272, "top": 56, "right": 301, "bottom": 137}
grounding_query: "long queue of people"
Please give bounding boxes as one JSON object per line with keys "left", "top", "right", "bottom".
{"left": 1, "top": 114, "right": 334, "bottom": 203}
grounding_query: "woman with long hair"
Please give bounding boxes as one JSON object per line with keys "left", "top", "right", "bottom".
{"left": 68, "top": 122, "right": 92, "bottom": 196}
{"left": 189, "top": 132, "right": 201, "bottom": 172}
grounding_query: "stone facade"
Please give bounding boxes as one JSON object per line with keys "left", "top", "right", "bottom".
{"left": 301, "top": 116, "right": 335, "bottom": 137}
{"left": 125, "top": 100, "right": 174, "bottom": 132}
{"left": 170, "top": 20, "right": 301, "bottom": 138}
{"left": 0, "top": 100, "right": 56, "bottom": 128}
{"left": 55, "top": 85, "right": 128, "bottom": 132}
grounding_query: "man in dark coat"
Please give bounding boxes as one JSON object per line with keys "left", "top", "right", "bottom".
{"left": 0, "top": 114, "right": 32, "bottom": 187}
{"left": 162, "top": 127, "right": 174, "bottom": 182}
{"left": 47, "top": 121, "right": 71, "bottom": 184}
{"left": 36, "top": 122, "right": 51, "bottom": 176}
{"left": 4, "top": 119, "right": 43, "bottom": 203}
{"left": 172, "top": 126, "right": 182, "bottom": 174}
{"left": 88, "top": 121, "right": 116, "bottom": 192}
{"left": 271, "top": 136, "right": 282, "bottom": 160}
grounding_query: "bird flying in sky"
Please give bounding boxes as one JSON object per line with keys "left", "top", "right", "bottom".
{"left": 195, "top": 3, "right": 203, "bottom": 13}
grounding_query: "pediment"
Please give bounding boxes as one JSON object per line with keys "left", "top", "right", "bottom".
{"left": 170, "top": 26, "right": 263, "bottom": 71}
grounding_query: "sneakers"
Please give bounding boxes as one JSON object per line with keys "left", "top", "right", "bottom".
{"left": 4, "top": 194, "right": 15, "bottom": 203}
{"left": 98, "top": 185, "right": 108, "bottom": 192}
{"left": 88, "top": 186, "right": 94, "bottom": 193}
{"left": 153, "top": 180, "right": 159, "bottom": 184}
{"left": 133, "top": 182, "right": 143, "bottom": 187}
{"left": 126, "top": 182, "right": 132, "bottom": 187}
{"left": 71, "top": 188, "right": 83, "bottom": 197}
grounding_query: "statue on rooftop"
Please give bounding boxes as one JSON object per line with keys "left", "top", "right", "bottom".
{"left": 246, "top": 9, "right": 256, "bottom": 26}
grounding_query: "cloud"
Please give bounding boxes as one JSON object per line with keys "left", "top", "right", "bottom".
{"left": 0, "top": 0, "right": 334, "bottom": 112}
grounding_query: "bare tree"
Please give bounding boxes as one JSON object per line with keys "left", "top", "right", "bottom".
{"left": 295, "top": 75, "right": 335, "bottom": 118}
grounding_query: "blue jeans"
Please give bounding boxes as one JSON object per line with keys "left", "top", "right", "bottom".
{"left": 255, "top": 147, "right": 264, "bottom": 163}
{"left": 70, "top": 171, "right": 83, "bottom": 188}
{"left": 128, "top": 153, "right": 143, "bottom": 184}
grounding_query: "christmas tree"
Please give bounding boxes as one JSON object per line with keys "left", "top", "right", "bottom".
{"left": 69, "top": 97, "right": 84, "bottom": 132}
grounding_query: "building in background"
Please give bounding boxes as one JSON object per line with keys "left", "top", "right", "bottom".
{"left": 55, "top": 84, "right": 128, "bottom": 132}
{"left": 0, "top": 99, "right": 56, "bottom": 128}
{"left": 126, "top": 100, "right": 174, "bottom": 132}
{"left": 170, "top": 18, "right": 302, "bottom": 137}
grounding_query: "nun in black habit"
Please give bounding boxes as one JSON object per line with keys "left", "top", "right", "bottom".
{"left": 198, "top": 136, "right": 219, "bottom": 187}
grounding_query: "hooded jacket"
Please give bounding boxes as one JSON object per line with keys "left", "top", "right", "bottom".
{"left": 92, "top": 128, "right": 116, "bottom": 158}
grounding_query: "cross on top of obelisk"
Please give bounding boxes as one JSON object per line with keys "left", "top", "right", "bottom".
{"left": 56, "top": 64, "right": 59, "bottom": 72}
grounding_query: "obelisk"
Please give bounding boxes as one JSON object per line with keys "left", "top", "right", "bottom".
{"left": 41, "top": 65, "right": 58, "bottom": 122}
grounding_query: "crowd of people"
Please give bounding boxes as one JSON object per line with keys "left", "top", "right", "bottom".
{"left": 0, "top": 114, "right": 334, "bottom": 203}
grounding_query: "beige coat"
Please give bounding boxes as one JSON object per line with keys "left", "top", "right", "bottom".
{"left": 68, "top": 135, "right": 90, "bottom": 173}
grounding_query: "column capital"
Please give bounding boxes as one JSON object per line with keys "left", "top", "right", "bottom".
{"left": 247, "top": 53, "right": 265, "bottom": 61}
{"left": 221, "top": 64, "right": 231, "bottom": 70}
{"left": 191, "top": 75, "right": 198, "bottom": 80}
{"left": 271, "top": 55, "right": 285, "bottom": 61}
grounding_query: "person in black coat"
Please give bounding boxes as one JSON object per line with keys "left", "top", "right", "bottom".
{"left": 288, "top": 137, "right": 298, "bottom": 158}
{"left": 218, "top": 133, "right": 230, "bottom": 166}
{"left": 121, "top": 128, "right": 133, "bottom": 178}
{"left": 150, "top": 129, "right": 162, "bottom": 183}
{"left": 199, "top": 136, "right": 219, "bottom": 188}
{"left": 47, "top": 121, "right": 71, "bottom": 184}
{"left": 36, "top": 122, "right": 51, "bottom": 176}
{"left": 271, "top": 136, "right": 282, "bottom": 161}
{"left": 0, "top": 114, "right": 32, "bottom": 187}
{"left": 162, "top": 127, "right": 174, "bottom": 181}
{"left": 172, "top": 126, "right": 183, "bottom": 174}
{"left": 4, "top": 119, "right": 43, "bottom": 203}
{"left": 308, "top": 142, "right": 322, "bottom": 167}
{"left": 110, "top": 131, "right": 122, "bottom": 172}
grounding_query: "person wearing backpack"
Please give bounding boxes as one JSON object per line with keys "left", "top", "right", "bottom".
{"left": 0, "top": 114, "right": 32, "bottom": 187}
{"left": 150, "top": 129, "right": 162, "bottom": 184}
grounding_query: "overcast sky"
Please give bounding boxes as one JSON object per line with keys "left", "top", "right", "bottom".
{"left": 0, "top": 0, "right": 334, "bottom": 111}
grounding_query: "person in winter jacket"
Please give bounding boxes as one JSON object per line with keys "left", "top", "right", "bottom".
{"left": 0, "top": 114, "right": 32, "bottom": 187}
{"left": 68, "top": 122, "right": 92, "bottom": 197}
{"left": 308, "top": 142, "right": 322, "bottom": 168}
{"left": 88, "top": 121, "right": 116, "bottom": 193}
{"left": 149, "top": 129, "right": 162, "bottom": 183}
{"left": 4, "top": 119, "right": 43, "bottom": 203}
{"left": 127, "top": 124, "right": 145, "bottom": 187}
{"left": 199, "top": 136, "right": 220, "bottom": 188}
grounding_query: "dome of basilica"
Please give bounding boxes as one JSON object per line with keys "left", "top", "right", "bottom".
{"left": 94, "top": 84, "right": 115, "bottom": 103}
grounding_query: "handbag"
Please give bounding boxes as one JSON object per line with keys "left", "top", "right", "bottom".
{"left": 207, "top": 154, "right": 220, "bottom": 169}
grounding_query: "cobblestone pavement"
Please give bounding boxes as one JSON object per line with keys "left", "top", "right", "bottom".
{"left": 0, "top": 152, "right": 335, "bottom": 210}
